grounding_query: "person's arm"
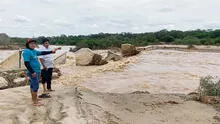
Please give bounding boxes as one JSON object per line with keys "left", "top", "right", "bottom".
{"left": 23, "top": 51, "right": 36, "bottom": 77}
{"left": 40, "top": 51, "right": 53, "bottom": 55}
{"left": 36, "top": 48, "right": 61, "bottom": 56}
{"left": 39, "top": 58, "right": 47, "bottom": 70}
{"left": 24, "top": 62, "right": 35, "bottom": 74}
{"left": 38, "top": 47, "right": 48, "bottom": 70}
{"left": 36, "top": 50, "right": 52, "bottom": 56}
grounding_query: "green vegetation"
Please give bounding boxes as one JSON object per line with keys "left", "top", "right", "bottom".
{"left": 0, "top": 33, "right": 11, "bottom": 45}
{"left": 198, "top": 76, "right": 220, "bottom": 96}
{"left": 6, "top": 29, "right": 220, "bottom": 49}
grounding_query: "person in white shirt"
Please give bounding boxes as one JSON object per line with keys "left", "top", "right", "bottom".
{"left": 39, "top": 38, "right": 60, "bottom": 92}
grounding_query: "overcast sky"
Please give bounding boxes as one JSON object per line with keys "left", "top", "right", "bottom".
{"left": 0, "top": 0, "right": 220, "bottom": 37}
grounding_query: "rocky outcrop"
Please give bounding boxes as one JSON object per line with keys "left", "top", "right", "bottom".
{"left": 13, "top": 77, "right": 26, "bottom": 86}
{"left": 0, "top": 69, "right": 27, "bottom": 89}
{"left": 104, "top": 51, "right": 122, "bottom": 61}
{"left": 121, "top": 44, "right": 140, "bottom": 57}
{"left": 0, "top": 68, "right": 62, "bottom": 89}
{"left": 0, "top": 77, "right": 8, "bottom": 89}
{"left": 75, "top": 48, "right": 107, "bottom": 66}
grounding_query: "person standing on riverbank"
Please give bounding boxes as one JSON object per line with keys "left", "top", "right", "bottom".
{"left": 39, "top": 38, "right": 60, "bottom": 93}
{"left": 23, "top": 39, "right": 60, "bottom": 106}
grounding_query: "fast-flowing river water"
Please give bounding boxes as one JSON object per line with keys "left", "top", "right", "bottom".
{"left": 82, "top": 50, "right": 220, "bottom": 94}
{"left": 0, "top": 50, "right": 15, "bottom": 63}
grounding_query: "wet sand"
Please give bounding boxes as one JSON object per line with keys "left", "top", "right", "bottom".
{"left": 0, "top": 85, "right": 219, "bottom": 124}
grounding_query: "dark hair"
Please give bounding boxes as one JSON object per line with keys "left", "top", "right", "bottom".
{"left": 42, "top": 38, "right": 49, "bottom": 44}
{"left": 26, "top": 39, "right": 37, "bottom": 49}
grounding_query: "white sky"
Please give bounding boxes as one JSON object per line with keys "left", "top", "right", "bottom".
{"left": 0, "top": 0, "right": 220, "bottom": 37}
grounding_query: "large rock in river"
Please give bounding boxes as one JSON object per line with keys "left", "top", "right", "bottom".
{"left": 121, "top": 44, "right": 140, "bottom": 57}
{"left": 0, "top": 77, "right": 8, "bottom": 89}
{"left": 104, "top": 51, "right": 122, "bottom": 61}
{"left": 75, "top": 48, "right": 107, "bottom": 66}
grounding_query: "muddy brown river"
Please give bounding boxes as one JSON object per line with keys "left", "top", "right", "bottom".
{"left": 82, "top": 50, "right": 220, "bottom": 94}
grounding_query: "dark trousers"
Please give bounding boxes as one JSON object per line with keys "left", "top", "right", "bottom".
{"left": 41, "top": 68, "right": 53, "bottom": 90}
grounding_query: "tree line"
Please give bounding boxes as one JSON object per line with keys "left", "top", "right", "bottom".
{"left": 9, "top": 29, "right": 220, "bottom": 49}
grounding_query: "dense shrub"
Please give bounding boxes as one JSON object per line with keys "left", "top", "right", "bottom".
{"left": 198, "top": 76, "right": 220, "bottom": 96}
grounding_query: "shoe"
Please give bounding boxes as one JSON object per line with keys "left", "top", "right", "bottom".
{"left": 39, "top": 94, "right": 51, "bottom": 98}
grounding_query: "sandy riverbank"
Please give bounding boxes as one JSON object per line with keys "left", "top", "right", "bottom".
{"left": 0, "top": 85, "right": 219, "bottom": 124}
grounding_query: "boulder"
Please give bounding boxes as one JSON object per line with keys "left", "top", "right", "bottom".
{"left": 0, "top": 77, "right": 8, "bottom": 89}
{"left": 75, "top": 48, "right": 108, "bottom": 66}
{"left": 75, "top": 48, "right": 95, "bottom": 66}
{"left": 104, "top": 51, "right": 122, "bottom": 61}
{"left": 121, "top": 44, "right": 140, "bottom": 57}
{"left": 90, "top": 54, "right": 102, "bottom": 65}
{"left": 13, "top": 77, "right": 26, "bottom": 86}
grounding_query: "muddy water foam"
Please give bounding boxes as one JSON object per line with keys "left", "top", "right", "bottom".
{"left": 81, "top": 50, "right": 220, "bottom": 94}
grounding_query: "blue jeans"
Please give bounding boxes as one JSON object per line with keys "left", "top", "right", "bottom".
{"left": 28, "top": 72, "right": 40, "bottom": 92}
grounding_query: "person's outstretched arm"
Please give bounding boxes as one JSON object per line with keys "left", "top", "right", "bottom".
{"left": 36, "top": 47, "right": 61, "bottom": 56}
{"left": 40, "top": 51, "right": 53, "bottom": 55}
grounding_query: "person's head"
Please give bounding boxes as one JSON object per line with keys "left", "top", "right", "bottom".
{"left": 42, "top": 38, "right": 50, "bottom": 48}
{"left": 26, "top": 39, "right": 37, "bottom": 49}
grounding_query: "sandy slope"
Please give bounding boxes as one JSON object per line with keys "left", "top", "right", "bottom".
{"left": 0, "top": 85, "right": 219, "bottom": 124}
{"left": 0, "top": 85, "right": 79, "bottom": 124}
{"left": 75, "top": 87, "right": 219, "bottom": 124}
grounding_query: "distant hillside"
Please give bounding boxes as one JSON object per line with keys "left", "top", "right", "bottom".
{"left": 0, "top": 33, "right": 25, "bottom": 49}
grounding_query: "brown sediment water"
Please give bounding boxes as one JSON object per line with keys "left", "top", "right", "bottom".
{"left": 55, "top": 51, "right": 139, "bottom": 86}
{"left": 81, "top": 50, "right": 220, "bottom": 94}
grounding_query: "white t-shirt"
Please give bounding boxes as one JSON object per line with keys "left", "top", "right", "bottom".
{"left": 38, "top": 46, "right": 54, "bottom": 68}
